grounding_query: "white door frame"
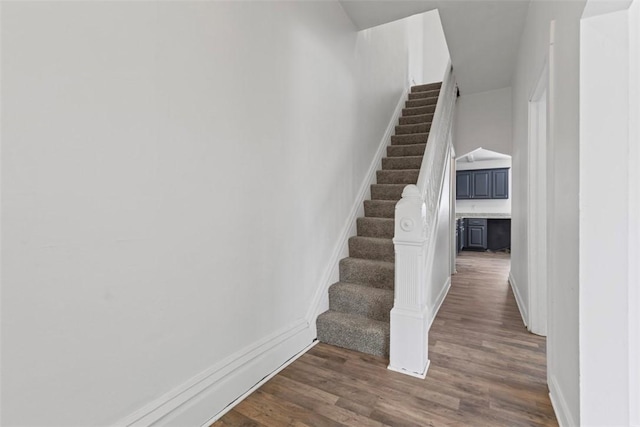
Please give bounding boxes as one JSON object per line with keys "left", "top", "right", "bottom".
{"left": 527, "top": 60, "right": 550, "bottom": 337}
{"left": 579, "top": 1, "right": 640, "bottom": 424}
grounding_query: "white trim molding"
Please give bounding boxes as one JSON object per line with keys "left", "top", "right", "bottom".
{"left": 508, "top": 272, "right": 528, "bottom": 327}
{"left": 549, "top": 375, "right": 577, "bottom": 427}
{"left": 114, "top": 321, "right": 312, "bottom": 427}
{"left": 200, "top": 341, "right": 318, "bottom": 427}
{"left": 305, "top": 83, "right": 411, "bottom": 333}
{"left": 430, "top": 277, "right": 451, "bottom": 329}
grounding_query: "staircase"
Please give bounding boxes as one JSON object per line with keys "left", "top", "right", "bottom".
{"left": 316, "top": 82, "right": 442, "bottom": 357}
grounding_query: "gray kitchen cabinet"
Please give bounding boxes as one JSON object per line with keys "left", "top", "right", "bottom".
{"left": 456, "top": 168, "right": 509, "bottom": 200}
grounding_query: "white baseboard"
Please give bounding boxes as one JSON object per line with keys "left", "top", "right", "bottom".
{"left": 429, "top": 276, "right": 451, "bottom": 328}
{"left": 549, "top": 374, "right": 578, "bottom": 427}
{"left": 200, "top": 341, "right": 318, "bottom": 426}
{"left": 388, "top": 360, "right": 430, "bottom": 379}
{"left": 114, "top": 321, "right": 313, "bottom": 427}
{"left": 508, "top": 271, "right": 529, "bottom": 327}
{"left": 305, "top": 84, "right": 411, "bottom": 334}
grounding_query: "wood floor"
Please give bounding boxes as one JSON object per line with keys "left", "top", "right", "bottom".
{"left": 213, "top": 251, "right": 557, "bottom": 426}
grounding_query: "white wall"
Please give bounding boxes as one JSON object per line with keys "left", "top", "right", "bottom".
{"left": 580, "top": 2, "right": 638, "bottom": 425}
{"left": 455, "top": 158, "right": 512, "bottom": 215}
{"left": 0, "top": 2, "right": 421, "bottom": 425}
{"left": 408, "top": 14, "right": 425, "bottom": 85}
{"left": 510, "top": 1, "right": 586, "bottom": 425}
{"left": 454, "top": 87, "right": 513, "bottom": 157}
{"left": 423, "top": 10, "right": 451, "bottom": 85}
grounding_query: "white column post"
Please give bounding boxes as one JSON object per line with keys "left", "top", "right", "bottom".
{"left": 388, "top": 184, "right": 430, "bottom": 378}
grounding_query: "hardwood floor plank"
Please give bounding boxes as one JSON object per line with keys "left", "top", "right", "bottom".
{"left": 213, "top": 252, "right": 558, "bottom": 426}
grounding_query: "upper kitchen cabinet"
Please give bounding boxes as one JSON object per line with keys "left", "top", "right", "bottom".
{"left": 456, "top": 171, "right": 472, "bottom": 199}
{"left": 491, "top": 168, "right": 509, "bottom": 199}
{"left": 456, "top": 168, "right": 509, "bottom": 200}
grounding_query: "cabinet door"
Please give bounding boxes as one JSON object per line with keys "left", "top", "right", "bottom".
{"left": 472, "top": 170, "right": 491, "bottom": 199}
{"left": 456, "top": 171, "right": 472, "bottom": 199}
{"left": 491, "top": 169, "right": 509, "bottom": 199}
{"left": 467, "top": 225, "right": 487, "bottom": 249}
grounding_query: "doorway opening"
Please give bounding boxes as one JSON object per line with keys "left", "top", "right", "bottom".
{"left": 454, "top": 148, "right": 512, "bottom": 256}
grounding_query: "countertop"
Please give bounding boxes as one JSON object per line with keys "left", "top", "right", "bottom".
{"left": 456, "top": 212, "right": 511, "bottom": 219}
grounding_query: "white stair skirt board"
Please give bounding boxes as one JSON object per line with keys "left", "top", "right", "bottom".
{"left": 114, "top": 321, "right": 313, "bottom": 427}
{"left": 430, "top": 277, "right": 451, "bottom": 329}
{"left": 509, "top": 271, "right": 529, "bottom": 327}
{"left": 305, "top": 84, "right": 411, "bottom": 332}
{"left": 549, "top": 374, "right": 577, "bottom": 427}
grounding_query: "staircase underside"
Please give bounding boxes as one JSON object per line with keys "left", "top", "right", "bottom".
{"left": 316, "top": 81, "right": 442, "bottom": 357}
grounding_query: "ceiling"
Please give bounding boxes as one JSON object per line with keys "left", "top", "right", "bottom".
{"left": 339, "top": 0, "right": 531, "bottom": 95}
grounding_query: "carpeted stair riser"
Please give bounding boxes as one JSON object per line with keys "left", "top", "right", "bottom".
{"left": 408, "top": 90, "right": 440, "bottom": 100}
{"left": 399, "top": 113, "right": 434, "bottom": 125}
{"left": 405, "top": 97, "right": 438, "bottom": 108}
{"left": 316, "top": 81, "right": 442, "bottom": 358}
{"left": 412, "top": 82, "right": 442, "bottom": 92}
{"left": 391, "top": 133, "right": 429, "bottom": 145}
{"left": 395, "top": 123, "right": 431, "bottom": 135}
{"left": 402, "top": 105, "right": 437, "bottom": 116}
{"left": 316, "top": 311, "right": 390, "bottom": 357}
{"left": 348, "top": 236, "right": 394, "bottom": 262}
{"left": 364, "top": 200, "right": 396, "bottom": 218}
{"left": 387, "top": 143, "right": 427, "bottom": 157}
{"left": 370, "top": 184, "right": 405, "bottom": 201}
{"left": 382, "top": 156, "right": 423, "bottom": 170}
{"left": 376, "top": 169, "right": 419, "bottom": 185}
{"left": 357, "top": 217, "right": 394, "bottom": 239}
{"left": 329, "top": 282, "right": 393, "bottom": 322}
{"left": 339, "top": 257, "right": 394, "bottom": 289}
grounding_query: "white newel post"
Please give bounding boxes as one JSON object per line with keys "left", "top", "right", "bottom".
{"left": 388, "top": 184, "right": 430, "bottom": 378}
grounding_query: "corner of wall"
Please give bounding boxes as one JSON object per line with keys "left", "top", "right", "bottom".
{"left": 549, "top": 375, "right": 579, "bottom": 427}
{"left": 508, "top": 271, "right": 528, "bottom": 327}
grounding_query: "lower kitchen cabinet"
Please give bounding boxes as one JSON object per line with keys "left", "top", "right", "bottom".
{"left": 466, "top": 218, "right": 488, "bottom": 250}
{"left": 458, "top": 218, "right": 511, "bottom": 252}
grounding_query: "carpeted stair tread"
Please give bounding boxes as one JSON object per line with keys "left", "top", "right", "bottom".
{"left": 357, "top": 217, "right": 394, "bottom": 238}
{"left": 391, "top": 133, "right": 429, "bottom": 145}
{"left": 376, "top": 169, "right": 419, "bottom": 185}
{"left": 364, "top": 200, "right": 396, "bottom": 218}
{"left": 339, "top": 257, "right": 394, "bottom": 289}
{"left": 412, "top": 82, "right": 442, "bottom": 92}
{"left": 382, "top": 156, "right": 423, "bottom": 170}
{"left": 406, "top": 97, "right": 438, "bottom": 108}
{"left": 387, "top": 143, "right": 427, "bottom": 157}
{"left": 349, "top": 236, "right": 394, "bottom": 262}
{"left": 329, "top": 282, "right": 394, "bottom": 322}
{"left": 408, "top": 90, "right": 440, "bottom": 100}
{"left": 370, "top": 184, "right": 405, "bottom": 201}
{"left": 316, "top": 311, "right": 390, "bottom": 357}
{"left": 316, "top": 81, "right": 443, "bottom": 358}
{"left": 399, "top": 113, "right": 434, "bottom": 125}
{"left": 402, "top": 105, "right": 437, "bottom": 116}
{"left": 395, "top": 123, "right": 431, "bottom": 135}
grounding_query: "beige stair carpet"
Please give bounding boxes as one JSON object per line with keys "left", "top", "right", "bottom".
{"left": 316, "top": 81, "right": 442, "bottom": 357}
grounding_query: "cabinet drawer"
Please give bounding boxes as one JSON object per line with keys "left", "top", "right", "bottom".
{"left": 466, "top": 218, "right": 487, "bottom": 226}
